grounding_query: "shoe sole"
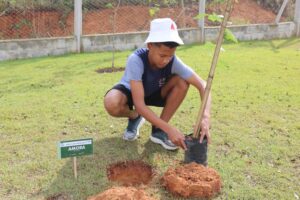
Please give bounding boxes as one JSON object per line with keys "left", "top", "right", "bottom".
{"left": 150, "top": 135, "right": 178, "bottom": 150}
{"left": 123, "top": 117, "right": 145, "bottom": 141}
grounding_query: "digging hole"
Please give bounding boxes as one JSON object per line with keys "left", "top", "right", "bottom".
{"left": 107, "top": 160, "right": 153, "bottom": 186}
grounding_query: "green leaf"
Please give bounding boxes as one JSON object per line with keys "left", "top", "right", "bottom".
{"left": 224, "top": 29, "right": 238, "bottom": 43}
{"left": 194, "top": 13, "right": 207, "bottom": 20}
{"left": 105, "top": 3, "right": 113, "bottom": 9}
{"left": 207, "top": 13, "right": 222, "bottom": 22}
{"left": 149, "top": 7, "right": 160, "bottom": 17}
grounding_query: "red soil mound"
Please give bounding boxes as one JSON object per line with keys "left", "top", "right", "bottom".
{"left": 161, "top": 162, "right": 222, "bottom": 198}
{"left": 107, "top": 160, "right": 153, "bottom": 186}
{"left": 87, "top": 186, "right": 156, "bottom": 200}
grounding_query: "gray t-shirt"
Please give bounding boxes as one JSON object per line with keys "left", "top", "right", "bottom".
{"left": 119, "top": 48, "right": 194, "bottom": 96}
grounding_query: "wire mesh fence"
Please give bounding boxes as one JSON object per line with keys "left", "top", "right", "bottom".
{"left": 81, "top": 0, "right": 199, "bottom": 35}
{"left": 0, "top": 0, "right": 297, "bottom": 40}
{"left": 0, "top": 0, "right": 74, "bottom": 40}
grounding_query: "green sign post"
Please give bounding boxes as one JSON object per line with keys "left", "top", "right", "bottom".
{"left": 58, "top": 138, "right": 93, "bottom": 158}
{"left": 57, "top": 138, "right": 93, "bottom": 179}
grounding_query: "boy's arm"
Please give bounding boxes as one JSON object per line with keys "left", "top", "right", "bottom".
{"left": 186, "top": 73, "right": 211, "bottom": 144}
{"left": 130, "top": 80, "right": 187, "bottom": 150}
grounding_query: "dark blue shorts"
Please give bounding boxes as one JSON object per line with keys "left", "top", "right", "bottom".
{"left": 106, "top": 84, "right": 166, "bottom": 110}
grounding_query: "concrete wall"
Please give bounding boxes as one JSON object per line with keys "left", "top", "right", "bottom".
{"left": 0, "top": 37, "right": 76, "bottom": 61}
{"left": 0, "top": 22, "right": 297, "bottom": 61}
{"left": 205, "top": 22, "right": 295, "bottom": 41}
{"left": 82, "top": 28, "right": 202, "bottom": 52}
{"left": 82, "top": 32, "right": 148, "bottom": 52}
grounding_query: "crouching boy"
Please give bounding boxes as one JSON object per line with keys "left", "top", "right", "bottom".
{"left": 104, "top": 18, "right": 211, "bottom": 150}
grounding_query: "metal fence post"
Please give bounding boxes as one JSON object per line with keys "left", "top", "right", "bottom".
{"left": 295, "top": 0, "right": 300, "bottom": 36}
{"left": 74, "top": 0, "right": 82, "bottom": 53}
{"left": 198, "top": 0, "right": 206, "bottom": 43}
{"left": 275, "top": 0, "right": 289, "bottom": 24}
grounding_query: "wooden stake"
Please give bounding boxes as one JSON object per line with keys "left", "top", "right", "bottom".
{"left": 193, "top": 0, "right": 235, "bottom": 139}
{"left": 73, "top": 157, "right": 78, "bottom": 179}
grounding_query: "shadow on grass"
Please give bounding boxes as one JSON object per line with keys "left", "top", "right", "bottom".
{"left": 40, "top": 136, "right": 179, "bottom": 200}
{"left": 268, "top": 38, "right": 300, "bottom": 53}
{"left": 273, "top": 38, "right": 300, "bottom": 49}
{"left": 236, "top": 38, "right": 300, "bottom": 52}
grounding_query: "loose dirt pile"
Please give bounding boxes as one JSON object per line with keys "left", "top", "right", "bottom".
{"left": 107, "top": 160, "right": 153, "bottom": 186}
{"left": 161, "top": 162, "right": 222, "bottom": 198}
{"left": 87, "top": 186, "right": 156, "bottom": 200}
{"left": 96, "top": 67, "right": 124, "bottom": 74}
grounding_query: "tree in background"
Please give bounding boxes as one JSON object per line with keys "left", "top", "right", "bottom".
{"left": 105, "top": 0, "right": 121, "bottom": 70}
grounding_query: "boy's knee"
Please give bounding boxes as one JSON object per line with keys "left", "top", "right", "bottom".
{"left": 104, "top": 93, "right": 124, "bottom": 117}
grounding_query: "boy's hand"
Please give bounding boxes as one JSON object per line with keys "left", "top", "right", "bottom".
{"left": 167, "top": 127, "right": 187, "bottom": 150}
{"left": 199, "top": 117, "right": 211, "bottom": 144}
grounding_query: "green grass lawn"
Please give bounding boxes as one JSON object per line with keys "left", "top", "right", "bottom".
{"left": 0, "top": 38, "right": 299, "bottom": 200}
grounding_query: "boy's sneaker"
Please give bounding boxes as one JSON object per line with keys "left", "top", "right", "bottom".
{"left": 150, "top": 128, "right": 178, "bottom": 150}
{"left": 123, "top": 115, "right": 145, "bottom": 141}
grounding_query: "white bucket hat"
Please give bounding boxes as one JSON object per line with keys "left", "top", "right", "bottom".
{"left": 145, "top": 18, "right": 184, "bottom": 45}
